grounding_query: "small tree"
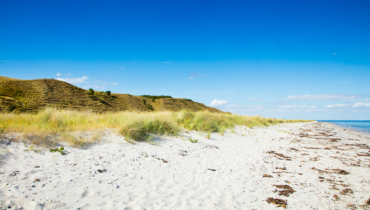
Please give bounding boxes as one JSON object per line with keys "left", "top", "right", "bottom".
{"left": 88, "top": 88, "right": 94, "bottom": 95}
{"left": 106, "top": 90, "right": 111, "bottom": 96}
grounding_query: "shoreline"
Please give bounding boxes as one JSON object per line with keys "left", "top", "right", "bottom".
{"left": 318, "top": 121, "right": 370, "bottom": 134}
{"left": 323, "top": 122, "right": 370, "bottom": 137}
{"left": 1, "top": 122, "right": 370, "bottom": 209}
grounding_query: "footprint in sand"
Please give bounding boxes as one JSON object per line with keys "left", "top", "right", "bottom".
{"left": 81, "top": 189, "right": 94, "bottom": 198}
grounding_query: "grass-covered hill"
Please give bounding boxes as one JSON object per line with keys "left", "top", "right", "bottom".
{"left": 0, "top": 76, "right": 222, "bottom": 113}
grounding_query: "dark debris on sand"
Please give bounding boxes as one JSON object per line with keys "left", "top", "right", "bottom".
{"left": 340, "top": 188, "right": 353, "bottom": 195}
{"left": 273, "top": 185, "right": 295, "bottom": 197}
{"left": 266, "top": 197, "right": 287, "bottom": 208}
{"left": 267, "top": 151, "right": 291, "bottom": 161}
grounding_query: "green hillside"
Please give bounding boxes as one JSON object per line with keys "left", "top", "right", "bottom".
{"left": 0, "top": 76, "right": 223, "bottom": 113}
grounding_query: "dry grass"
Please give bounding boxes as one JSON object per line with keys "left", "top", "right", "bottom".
{"left": 0, "top": 108, "right": 312, "bottom": 147}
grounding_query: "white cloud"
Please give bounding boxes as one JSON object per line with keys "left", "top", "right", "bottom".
{"left": 250, "top": 98, "right": 261, "bottom": 101}
{"left": 57, "top": 76, "right": 89, "bottom": 84}
{"left": 366, "top": 99, "right": 369, "bottom": 102}
{"left": 159, "top": 61, "right": 171, "bottom": 64}
{"left": 93, "top": 85, "right": 105, "bottom": 89}
{"left": 309, "top": 106, "right": 317, "bottom": 108}
{"left": 118, "top": 66, "right": 125, "bottom": 69}
{"left": 353, "top": 103, "right": 370, "bottom": 108}
{"left": 189, "top": 77, "right": 194, "bottom": 79}
{"left": 66, "top": 73, "right": 71, "bottom": 76}
{"left": 210, "top": 99, "right": 229, "bottom": 106}
{"left": 102, "top": 82, "right": 118, "bottom": 85}
{"left": 326, "top": 104, "right": 351, "bottom": 108}
{"left": 225, "top": 104, "right": 263, "bottom": 109}
{"left": 94, "top": 80, "right": 118, "bottom": 85}
{"left": 56, "top": 73, "right": 61, "bottom": 76}
{"left": 288, "top": 94, "right": 362, "bottom": 101}
{"left": 279, "top": 105, "right": 306, "bottom": 109}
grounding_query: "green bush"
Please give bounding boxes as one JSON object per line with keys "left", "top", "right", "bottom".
{"left": 88, "top": 88, "right": 94, "bottom": 95}
{"left": 106, "top": 90, "right": 111, "bottom": 96}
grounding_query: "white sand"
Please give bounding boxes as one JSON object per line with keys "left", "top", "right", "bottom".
{"left": 1, "top": 122, "right": 370, "bottom": 210}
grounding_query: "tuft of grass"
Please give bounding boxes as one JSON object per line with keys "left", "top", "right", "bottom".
{"left": 188, "top": 138, "right": 198, "bottom": 143}
{"left": 50, "top": 146, "right": 65, "bottom": 155}
{"left": 206, "top": 131, "right": 211, "bottom": 139}
{"left": 0, "top": 125, "right": 6, "bottom": 134}
{"left": 119, "top": 116, "right": 179, "bottom": 142}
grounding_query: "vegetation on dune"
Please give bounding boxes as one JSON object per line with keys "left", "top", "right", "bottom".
{"left": 0, "top": 76, "right": 222, "bottom": 113}
{"left": 0, "top": 108, "right": 312, "bottom": 147}
{"left": 140, "top": 95, "right": 173, "bottom": 101}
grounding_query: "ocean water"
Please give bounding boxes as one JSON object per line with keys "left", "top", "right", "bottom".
{"left": 317, "top": 120, "right": 370, "bottom": 133}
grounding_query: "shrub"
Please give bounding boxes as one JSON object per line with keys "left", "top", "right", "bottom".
{"left": 106, "top": 90, "right": 111, "bottom": 96}
{"left": 88, "top": 88, "right": 94, "bottom": 95}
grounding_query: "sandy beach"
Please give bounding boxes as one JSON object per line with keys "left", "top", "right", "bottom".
{"left": 1, "top": 122, "right": 370, "bottom": 210}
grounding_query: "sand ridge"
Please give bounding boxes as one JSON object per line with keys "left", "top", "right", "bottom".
{"left": 0, "top": 122, "right": 370, "bottom": 209}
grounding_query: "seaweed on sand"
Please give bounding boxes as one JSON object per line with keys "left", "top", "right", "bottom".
{"left": 266, "top": 197, "right": 287, "bottom": 208}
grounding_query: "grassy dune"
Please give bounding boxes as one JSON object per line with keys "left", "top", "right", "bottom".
{"left": 0, "top": 108, "right": 312, "bottom": 147}
{"left": 0, "top": 77, "right": 222, "bottom": 113}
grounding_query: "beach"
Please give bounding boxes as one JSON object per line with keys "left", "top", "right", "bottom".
{"left": 1, "top": 122, "right": 370, "bottom": 210}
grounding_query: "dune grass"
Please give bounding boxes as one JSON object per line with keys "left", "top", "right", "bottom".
{"left": 0, "top": 108, "right": 311, "bottom": 147}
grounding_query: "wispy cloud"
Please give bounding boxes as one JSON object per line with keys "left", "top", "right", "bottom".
{"left": 118, "top": 66, "right": 125, "bottom": 69}
{"left": 93, "top": 85, "right": 105, "bottom": 90}
{"left": 189, "top": 73, "right": 207, "bottom": 79}
{"left": 326, "top": 103, "right": 370, "bottom": 109}
{"left": 57, "top": 76, "right": 89, "bottom": 84}
{"left": 225, "top": 104, "right": 263, "bottom": 108}
{"left": 159, "top": 61, "right": 171, "bottom": 64}
{"left": 102, "top": 82, "right": 118, "bottom": 85}
{"left": 279, "top": 105, "right": 306, "bottom": 109}
{"left": 353, "top": 103, "right": 370, "bottom": 108}
{"left": 210, "top": 99, "right": 229, "bottom": 106}
{"left": 326, "top": 104, "right": 351, "bottom": 108}
{"left": 95, "top": 80, "right": 119, "bottom": 86}
{"left": 288, "top": 94, "right": 362, "bottom": 101}
{"left": 250, "top": 98, "right": 261, "bottom": 101}
{"left": 309, "top": 106, "right": 317, "bottom": 108}
{"left": 56, "top": 73, "right": 61, "bottom": 76}
{"left": 1, "top": 60, "right": 12, "bottom": 62}
{"left": 66, "top": 73, "right": 71, "bottom": 76}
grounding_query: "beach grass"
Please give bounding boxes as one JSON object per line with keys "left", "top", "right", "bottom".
{"left": 0, "top": 108, "right": 311, "bottom": 147}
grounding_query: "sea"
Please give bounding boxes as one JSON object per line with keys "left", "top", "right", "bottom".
{"left": 317, "top": 120, "right": 370, "bottom": 133}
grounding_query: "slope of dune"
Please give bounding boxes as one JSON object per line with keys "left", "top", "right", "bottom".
{"left": 0, "top": 76, "right": 222, "bottom": 113}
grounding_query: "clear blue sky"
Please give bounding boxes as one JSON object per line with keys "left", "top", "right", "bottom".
{"left": 1, "top": 0, "right": 369, "bottom": 120}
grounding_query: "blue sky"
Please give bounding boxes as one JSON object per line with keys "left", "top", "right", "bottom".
{"left": 1, "top": 0, "right": 369, "bottom": 120}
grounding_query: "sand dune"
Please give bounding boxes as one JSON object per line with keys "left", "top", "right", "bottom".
{"left": 0, "top": 122, "right": 369, "bottom": 209}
